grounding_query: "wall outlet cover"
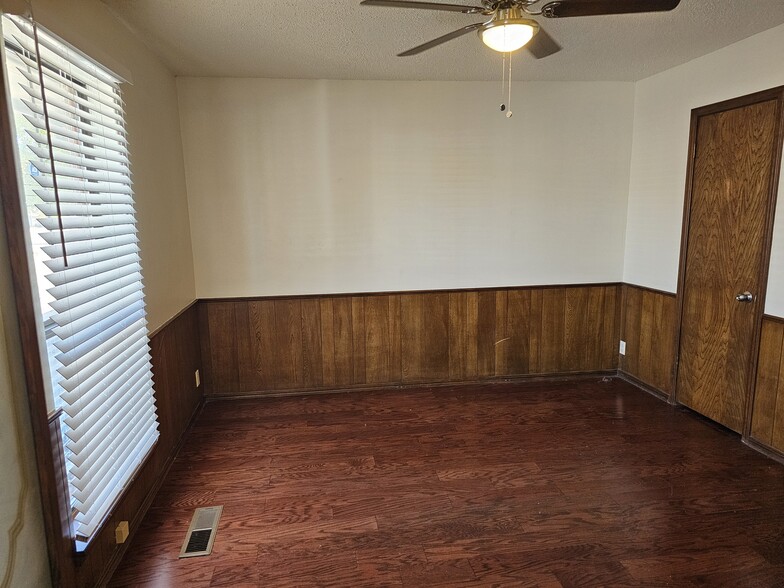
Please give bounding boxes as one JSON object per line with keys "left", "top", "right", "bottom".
{"left": 195, "top": 369, "right": 201, "bottom": 387}
{"left": 619, "top": 340, "right": 627, "bottom": 355}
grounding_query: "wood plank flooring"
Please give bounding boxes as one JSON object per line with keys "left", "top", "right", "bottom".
{"left": 110, "top": 379, "right": 784, "bottom": 587}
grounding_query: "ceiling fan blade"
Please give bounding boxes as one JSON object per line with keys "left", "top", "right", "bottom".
{"left": 541, "top": 0, "right": 680, "bottom": 18}
{"left": 360, "top": 0, "right": 484, "bottom": 14}
{"left": 398, "top": 22, "right": 484, "bottom": 56}
{"left": 526, "top": 27, "right": 561, "bottom": 59}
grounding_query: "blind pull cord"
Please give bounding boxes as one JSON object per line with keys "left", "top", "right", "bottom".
{"left": 32, "top": 19, "right": 67, "bottom": 267}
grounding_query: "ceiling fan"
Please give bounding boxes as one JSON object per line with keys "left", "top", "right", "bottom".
{"left": 361, "top": 0, "right": 682, "bottom": 58}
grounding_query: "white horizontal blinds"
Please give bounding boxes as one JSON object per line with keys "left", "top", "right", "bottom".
{"left": 2, "top": 15, "right": 159, "bottom": 541}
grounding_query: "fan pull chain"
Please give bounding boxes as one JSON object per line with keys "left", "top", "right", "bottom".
{"left": 506, "top": 51, "right": 513, "bottom": 118}
{"left": 500, "top": 51, "right": 506, "bottom": 113}
{"left": 499, "top": 52, "right": 513, "bottom": 118}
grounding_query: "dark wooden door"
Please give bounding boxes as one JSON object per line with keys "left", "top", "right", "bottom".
{"left": 676, "top": 91, "right": 784, "bottom": 433}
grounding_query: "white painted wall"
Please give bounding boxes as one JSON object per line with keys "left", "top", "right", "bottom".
{"left": 178, "top": 79, "right": 635, "bottom": 298}
{"left": 623, "top": 23, "right": 784, "bottom": 317}
{"left": 0, "top": 207, "right": 49, "bottom": 588}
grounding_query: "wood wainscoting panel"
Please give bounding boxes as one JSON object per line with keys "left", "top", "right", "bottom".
{"left": 76, "top": 302, "right": 204, "bottom": 587}
{"left": 751, "top": 316, "right": 784, "bottom": 454}
{"left": 401, "top": 292, "right": 451, "bottom": 383}
{"left": 620, "top": 284, "right": 677, "bottom": 397}
{"left": 200, "top": 284, "right": 621, "bottom": 397}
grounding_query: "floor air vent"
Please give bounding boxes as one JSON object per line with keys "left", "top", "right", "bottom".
{"left": 179, "top": 506, "right": 223, "bottom": 558}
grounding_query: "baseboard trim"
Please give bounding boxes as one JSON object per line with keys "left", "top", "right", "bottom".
{"left": 616, "top": 371, "right": 784, "bottom": 467}
{"left": 616, "top": 370, "right": 671, "bottom": 403}
{"left": 97, "top": 398, "right": 205, "bottom": 588}
{"left": 204, "top": 370, "right": 619, "bottom": 401}
{"left": 743, "top": 436, "right": 784, "bottom": 466}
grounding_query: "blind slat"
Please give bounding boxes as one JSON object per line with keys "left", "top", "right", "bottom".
{"left": 47, "top": 261, "right": 140, "bottom": 299}
{"left": 45, "top": 252, "right": 140, "bottom": 286}
{"left": 36, "top": 202, "right": 135, "bottom": 219}
{"left": 62, "top": 357, "right": 153, "bottom": 436}
{"left": 29, "top": 146, "right": 129, "bottom": 174}
{"left": 52, "top": 299, "right": 146, "bottom": 354}
{"left": 39, "top": 213, "right": 137, "bottom": 231}
{"left": 42, "top": 232, "right": 137, "bottom": 259}
{"left": 22, "top": 99, "right": 128, "bottom": 145}
{"left": 55, "top": 309, "right": 146, "bottom": 364}
{"left": 50, "top": 272, "right": 141, "bottom": 315}
{"left": 66, "top": 376, "right": 153, "bottom": 458}
{"left": 52, "top": 287, "right": 144, "bottom": 335}
{"left": 27, "top": 129, "right": 129, "bottom": 164}
{"left": 44, "top": 241, "right": 139, "bottom": 272}
{"left": 32, "top": 173, "right": 132, "bottom": 195}
{"left": 23, "top": 113, "right": 128, "bottom": 155}
{"left": 68, "top": 384, "right": 155, "bottom": 481}
{"left": 59, "top": 342, "right": 150, "bottom": 407}
{"left": 32, "top": 160, "right": 131, "bottom": 185}
{"left": 62, "top": 367, "right": 152, "bottom": 441}
{"left": 65, "top": 375, "right": 152, "bottom": 454}
{"left": 19, "top": 82, "right": 127, "bottom": 134}
{"left": 74, "top": 428, "right": 157, "bottom": 538}
{"left": 70, "top": 405, "right": 156, "bottom": 499}
{"left": 56, "top": 319, "right": 147, "bottom": 380}
{"left": 16, "top": 65, "right": 126, "bottom": 124}
{"left": 36, "top": 189, "right": 134, "bottom": 206}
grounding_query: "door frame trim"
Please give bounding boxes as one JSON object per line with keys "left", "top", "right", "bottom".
{"left": 672, "top": 86, "right": 784, "bottom": 437}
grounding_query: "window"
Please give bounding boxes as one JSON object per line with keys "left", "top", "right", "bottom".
{"left": 1, "top": 15, "right": 158, "bottom": 544}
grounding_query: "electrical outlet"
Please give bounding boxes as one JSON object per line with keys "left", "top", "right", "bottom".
{"left": 195, "top": 369, "right": 201, "bottom": 388}
{"left": 115, "top": 521, "right": 129, "bottom": 544}
{"left": 619, "top": 340, "right": 627, "bottom": 355}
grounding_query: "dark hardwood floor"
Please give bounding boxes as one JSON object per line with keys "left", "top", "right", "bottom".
{"left": 110, "top": 379, "right": 784, "bottom": 587}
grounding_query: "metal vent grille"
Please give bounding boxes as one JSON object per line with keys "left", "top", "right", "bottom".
{"left": 179, "top": 506, "right": 222, "bottom": 558}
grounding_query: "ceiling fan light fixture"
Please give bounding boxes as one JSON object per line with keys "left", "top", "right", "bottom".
{"left": 479, "top": 8, "right": 539, "bottom": 53}
{"left": 480, "top": 22, "right": 536, "bottom": 52}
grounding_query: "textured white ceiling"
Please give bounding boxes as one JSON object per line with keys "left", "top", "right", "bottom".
{"left": 102, "top": 0, "right": 784, "bottom": 81}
